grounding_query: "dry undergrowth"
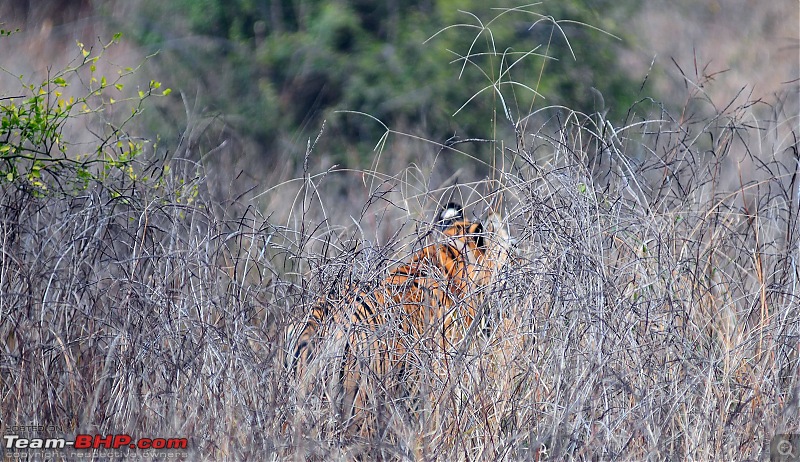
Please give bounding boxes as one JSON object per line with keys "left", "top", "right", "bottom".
{"left": 2, "top": 79, "right": 798, "bottom": 460}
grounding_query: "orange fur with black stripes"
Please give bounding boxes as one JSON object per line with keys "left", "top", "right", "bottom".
{"left": 290, "top": 202, "right": 512, "bottom": 435}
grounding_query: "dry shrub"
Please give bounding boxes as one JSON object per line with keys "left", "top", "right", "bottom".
{"left": 2, "top": 44, "right": 798, "bottom": 462}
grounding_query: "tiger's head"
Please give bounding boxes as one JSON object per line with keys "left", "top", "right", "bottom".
{"left": 416, "top": 200, "right": 513, "bottom": 291}
{"left": 440, "top": 200, "right": 510, "bottom": 251}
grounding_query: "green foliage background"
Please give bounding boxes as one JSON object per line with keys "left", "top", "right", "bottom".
{"left": 127, "top": 0, "right": 640, "bottom": 167}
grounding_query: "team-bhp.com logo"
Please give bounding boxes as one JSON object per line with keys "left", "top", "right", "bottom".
{"left": 4, "top": 434, "right": 188, "bottom": 451}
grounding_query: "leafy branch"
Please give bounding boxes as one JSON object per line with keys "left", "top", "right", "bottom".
{"left": 0, "top": 32, "right": 171, "bottom": 193}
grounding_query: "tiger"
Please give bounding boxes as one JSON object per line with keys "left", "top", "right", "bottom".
{"left": 289, "top": 200, "right": 513, "bottom": 440}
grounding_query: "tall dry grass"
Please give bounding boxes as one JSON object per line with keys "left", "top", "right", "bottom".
{"left": 2, "top": 5, "right": 799, "bottom": 461}
{"left": 2, "top": 79, "right": 798, "bottom": 460}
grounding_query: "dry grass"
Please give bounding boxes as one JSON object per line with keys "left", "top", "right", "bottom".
{"left": 2, "top": 78, "right": 798, "bottom": 460}
{"left": 2, "top": 3, "right": 799, "bottom": 461}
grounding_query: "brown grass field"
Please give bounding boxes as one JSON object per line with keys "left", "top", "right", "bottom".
{"left": 1, "top": 1, "right": 799, "bottom": 460}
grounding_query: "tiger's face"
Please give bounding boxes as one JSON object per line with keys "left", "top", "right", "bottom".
{"left": 429, "top": 201, "right": 511, "bottom": 291}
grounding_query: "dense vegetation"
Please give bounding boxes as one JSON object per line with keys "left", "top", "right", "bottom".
{"left": 1, "top": 2, "right": 798, "bottom": 460}
{"left": 125, "top": 0, "right": 641, "bottom": 167}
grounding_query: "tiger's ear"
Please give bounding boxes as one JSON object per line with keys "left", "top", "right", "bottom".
{"left": 436, "top": 202, "right": 463, "bottom": 230}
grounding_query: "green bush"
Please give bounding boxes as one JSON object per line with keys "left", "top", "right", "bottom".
{"left": 132, "top": 1, "right": 641, "bottom": 167}
{"left": 0, "top": 33, "right": 171, "bottom": 194}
